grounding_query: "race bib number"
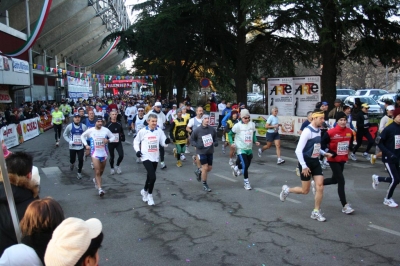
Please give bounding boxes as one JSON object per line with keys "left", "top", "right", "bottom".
{"left": 112, "top": 133, "right": 119, "bottom": 143}
{"left": 395, "top": 135, "right": 400, "bottom": 149}
{"left": 94, "top": 138, "right": 105, "bottom": 150}
{"left": 244, "top": 131, "right": 252, "bottom": 144}
{"left": 311, "top": 143, "right": 321, "bottom": 158}
{"left": 56, "top": 118, "right": 61, "bottom": 123}
{"left": 337, "top": 141, "right": 348, "bottom": 155}
{"left": 148, "top": 136, "right": 158, "bottom": 152}
{"left": 202, "top": 134, "right": 213, "bottom": 147}
{"left": 73, "top": 134, "right": 82, "bottom": 145}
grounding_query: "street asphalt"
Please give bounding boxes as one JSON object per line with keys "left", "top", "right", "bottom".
{"left": 8, "top": 126, "right": 400, "bottom": 266}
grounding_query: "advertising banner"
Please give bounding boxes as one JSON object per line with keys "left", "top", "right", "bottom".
{"left": 209, "top": 112, "right": 218, "bottom": 126}
{"left": 12, "top": 58, "right": 29, "bottom": 74}
{"left": 0, "top": 56, "right": 11, "bottom": 71}
{"left": 251, "top": 114, "right": 304, "bottom": 137}
{"left": 267, "top": 77, "right": 294, "bottom": 116}
{"left": 20, "top": 118, "right": 40, "bottom": 141}
{"left": 38, "top": 115, "right": 53, "bottom": 133}
{"left": 0, "top": 90, "right": 12, "bottom": 103}
{"left": 293, "top": 76, "right": 321, "bottom": 117}
{"left": 1, "top": 124, "right": 19, "bottom": 148}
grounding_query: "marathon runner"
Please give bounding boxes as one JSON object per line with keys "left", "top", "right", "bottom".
{"left": 170, "top": 108, "right": 188, "bottom": 167}
{"left": 51, "top": 105, "right": 64, "bottom": 147}
{"left": 105, "top": 110, "right": 125, "bottom": 175}
{"left": 186, "top": 106, "right": 204, "bottom": 176}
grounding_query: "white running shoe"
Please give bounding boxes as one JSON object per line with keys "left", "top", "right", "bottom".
{"left": 76, "top": 173, "right": 82, "bottom": 180}
{"left": 383, "top": 198, "right": 398, "bottom": 207}
{"left": 229, "top": 158, "right": 235, "bottom": 166}
{"left": 180, "top": 154, "right": 186, "bottom": 161}
{"left": 342, "top": 204, "right": 355, "bottom": 214}
{"left": 91, "top": 162, "right": 94, "bottom": 169}
{"left": 277, "top": 158, "right": 285, "bottom": 165}
{"left": 141, "top": 189, "right": 148, "bottom": 202}
{"left": 160, "top": 162, "right": 167, "bottom": 169}
{"left": 372, "top": 174, "right": 379, "bottom": 189}
{"left": 280, "top": 185, "right": 289, "bottom": 202}
{"left": 185, "top": 146, "right": 190, "bottom": 154}
{"left": 147, "top": 194, "right": 155, "bottom": 205}
{"left": 116, "top": 167, "right": 122, "bottom": 174}
{"left": 363, "top": 152, "right": 371, "bottom": 160}
{"left": 311, "top": 180, "right": 316, "bottom": 195}
{"left": 231, "top": 165, "right": 239, "bottom": 177}
{"left": 110, "top": 168, "right": 115, "bottom": 175}
{"left": 93, "top": 178, "right": 98, "bottom": 189}
{"left": 310, "top": 209, "right": 326, "bottom": 222}
{"left": 55, "top": 141, "right": 59, "bottom": 147}
{"left": 295, "top": 167, "right": 300, "bottom": 177}
{"left": 98, "top": 189, "right": 105, "bottom": 197}
{"left": 258, "top": 148, "right": 262, "bottom": 157}
{"left": 350, "top": 153, "right": 357, "bottom": 161}
{"left": 370, "top": 154, "right": 376, "bottom": 164}
{"left": 244, "top": 182, "right": 252, "bottom": 190}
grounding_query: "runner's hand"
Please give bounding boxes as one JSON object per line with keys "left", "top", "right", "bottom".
{"left": 255, "top": 142, "right": 260, "bottom": 146}
{"left": 301, "top": 167, "right": 311, "bottom": 177}
{"left": 136, "top": 151, "right": 142, "bottom": 157}
{"left": 69, "top": 141, "right": 73, "bottom": 145}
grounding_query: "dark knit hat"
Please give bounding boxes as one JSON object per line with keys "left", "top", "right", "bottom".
{"left": 335, "top": 111, "right": 347, "bottom": 122}
{"left": 393, "top": 108, "right": 400, "bottom": 119}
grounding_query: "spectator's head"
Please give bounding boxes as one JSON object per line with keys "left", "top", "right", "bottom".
{"left": 343, "top": 105, "right": 352, "bottom": 115}
{"left": 320, "top": 101, "right": 329, "bottom": 111}
{"left": 6, "top": 152, "right": 33, "bottom": 177}
{"left": 230, "top": 110, "right": 238, "bottom": 120}
{"left": 334, "top": 99, "right": 342, "bottom": 107}
{"left": 20, "top": 197, "right": 64, "bottom": 237}
{"left": 45, "top": 218, "right": 103, "bottom": 266}
{"left": 226, "top": 102, "right": 231, "bottom": 108}
{"left": 387, "top": 105, "right": 395, "bottom": 116}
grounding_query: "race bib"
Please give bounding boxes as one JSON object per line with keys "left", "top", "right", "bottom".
{"left": 395, "top": 135, "right": 400, "bottom": 149}
{"left": 202, "top": 134, "right": 213, "bottom": 147}
{"left": 148, "top": 136, "right": 158, "bottom": 152}
{"left": 94, "top": 138, "right": 105, "bottom": 151}
{"left": 337, "top": 141, "right": 348, "bottom": 155}
{"left": 244, "top": 131, "right": 252, "bottom": 144}
{"left": 311, "top": 143, "right": 321, "bottom": 158}
{"left": 72, "top": 134, "right": 82, "bottom": 145}
{"left": 56, "top": 118, "right": 61, "bottom": 123}
{"left": 112, "top": 133, "right": 119, "bottom": 143}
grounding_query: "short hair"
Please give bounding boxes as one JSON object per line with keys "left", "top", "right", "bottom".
{"left": 6, "top": 152, "right": 33, "bottom": 176}
{"left": 20, "top": 197, "right": 65, "bottom": 236}
{"left": 271, "top": 106, "right": 278, "bottom": 112}
{"left": 306, "top": 111, "right": 313, "bottom": 117}
{"left": 78, "top": 108, "right": 84, "bottom": 112}
{"left": 196, "top": 106, "right": 203, "bottom": 111}
{"left": 74, "top": 232, "right": 104, "bottom": 266}
{"left": 147, "top": 113, "right": 158, "bottom": 121}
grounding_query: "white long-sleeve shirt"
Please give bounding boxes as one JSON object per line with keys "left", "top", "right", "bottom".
{"left": 133, "top": 126, "right": 167, "bottom": 162}
{"left": 125, "top": 106, "right": 137, "bottom": 120}
{"left": 81, "top": 127, "right": 115, "bottom": 158}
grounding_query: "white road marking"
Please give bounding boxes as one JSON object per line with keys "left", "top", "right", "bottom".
{"left": 213, "top": 173, "right": 238, "bottom": 182}
{"left": 255, "top": 188, "right": 301, "bottom": 204}
{"left": 368, "top": 225, "right": 400, "bottom": 237}
{"left": 41, "top": 167, "right": 62, "bottom": 178}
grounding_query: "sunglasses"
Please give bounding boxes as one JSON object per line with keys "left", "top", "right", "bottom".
{"left": 242, "top": 116, "right": 250, "bottom": 120}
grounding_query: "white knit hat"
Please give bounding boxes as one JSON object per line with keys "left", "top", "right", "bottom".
{"left": 240, "top": 109, "right": 250, "bottom": 117}
{"left": 45, "top": 217, "right": 102, "bottom": 266}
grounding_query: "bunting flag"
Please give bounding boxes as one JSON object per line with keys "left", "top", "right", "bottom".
{"left": 4, "top": 0, "right": 52, "bottom": 57}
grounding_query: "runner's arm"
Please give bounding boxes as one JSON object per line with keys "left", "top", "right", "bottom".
{"left": 62, "top": 124, "right": 72, "bottom": 143}
{"left": 81, "top": 129, "right": 91, "bottom": 146}
{"left": 133, "top": 130, "right": 141, "bottom": 152}
{"left": 106, "top": 128, "right": 116, "bottom": 142}
{"left": 295, "top": 128, "right": 311, "bottom": 169}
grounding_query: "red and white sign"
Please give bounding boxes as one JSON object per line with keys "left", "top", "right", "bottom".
{"left": 20, "top": 118, "right": 40, "bottom": 141}
{"left": 0, "top": 90, "right": 12, "bottom": 103}
{"left": 1, "top": 124, "right": 19, "bottom": 148}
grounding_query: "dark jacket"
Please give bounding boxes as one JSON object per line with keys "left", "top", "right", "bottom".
{"left": 378, "top": 122, "right": 400, "bottom": 163}
{"left": 22, "top": 232, "right": 53, "bottom": 265}
{"left": 190, "top": 125, "right": 218, "bottom": 154}
{"left": 0, "top": 173, "right": 39, "bottom": 256}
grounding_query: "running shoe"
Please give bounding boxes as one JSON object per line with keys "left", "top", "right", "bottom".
{"left": 383, "top": 198, "right": 398, "bottom": 207}
{"left": 180, "top": 154, "right": 186, "bottom": 161}
{"left": 76, "top": 173, "right": 82, "bottom": 180}
{"left": 258, "top": 148, "right": 262, "bottom": 157}
{"left": 203, "top": 183, "right": 212, "bottom": 192}
{"left": 185, "top": 146, "right": 190, "bottom": 154}
{"left": 136, "top": 158, "right": 141, "bottom": 163}
{"left": 128, "top": 131, "right": 132, "bottom": 136}
{"left": 55, "top": 141, "right": 59, "bottom": 147}
{"left": 176, "top": 160, "right": 182, "bottom": 167}
{"left": 229, "top": 158, "right": 235, "bottom": 166}
{"left": 160, "top": 162, "right": 167, "bottom": 169}
{"left": 277, "top": 158, "right": 285, "bottom": 165}
{"left": 295, "top": 167, "right": 300, "bottom": 177}
{"left": 244, "top": 182, "right": 252, "bottom": 190}
{"left": 116, "top": 167, "right": 122, "bottom": 174}
{"left": 362, "top": 152, "right": 371, "bottom": 160}
{"left": 370, "top": 154, "right": 376, "bottom": 164}
{"left": 342, "top": 204, "right": 355, "bottom": 214}
{"left": 372, "top": 174, "right": 379, "bottom": 189}
{"left": 173, "top": 148, "right": 177, "bottom": 159}
{"left": 70, "top": 164, "right": 74, "bottom": 171}
{"left": 91, "top": 162, "right": 94, "bottom": 169}
{"left": 222, "top": 145, "right": 225, "bottom": 154}
{"left": 110, "top": 168, "right": 115, "bottom": 175}
{"left": 141, "top": 189, "right": 148, "bottom": 202}
{"left": 310, "top": 209, "right": 326, "bottom": 222}
{"left": 311, "top": 180, "right": 316, "bottom": 195}
{"left": 350, "top": 153, "right": 357, "bottom": 161}
{"left": 98, "top": 189, "right": 105, "bottom": 197}
{"left": 280, "top": 185, "right": 289, "bottom": 202}
{"left": 93, "top": 178, "right": 98, "bottom": 189}
{"left": 231, "top": 165, "right": 238, "bottom": 177}
{"left": 147, "top": 194, "right": 155, "bottom": 205}
{"left": 194, "top": 169, "right": 202, "bottom": 182}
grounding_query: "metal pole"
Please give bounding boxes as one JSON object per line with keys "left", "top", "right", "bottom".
{"left": 44, "top": 50, "right": 48, "bottom": 101}
{"left": 26, "top": 0, "right": 34, "bottom": 103}
{"left": 0, "top": 146, "right": 22, "bottom": 243}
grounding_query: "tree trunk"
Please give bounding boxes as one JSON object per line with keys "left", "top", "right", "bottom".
{"left": 234, "top": 4, "right": 248, "bottom": 106}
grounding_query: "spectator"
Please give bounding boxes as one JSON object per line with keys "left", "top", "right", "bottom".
{"left": 328, "top": 99, "right": 343, "bottom": 119}
{"left": 45, "top": 217, "right": 103, "bottom": 266}
{"left": 0, "top": 197, "right": 64, "bottom": 265}
{"left": 8, "top": 109, "right": 18, "bottom": 124}
{"left": 0, "top": 152, "right": 38, "bottom": 256}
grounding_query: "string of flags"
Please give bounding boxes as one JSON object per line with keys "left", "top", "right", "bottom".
{"left": 32, "top": 64, "right": 158, "bottom": 83}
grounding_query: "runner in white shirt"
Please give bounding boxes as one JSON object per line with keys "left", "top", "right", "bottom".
{"left": 81, "top": 116, "right": 115, "bottom": 197}
{"left": 186, "top": 106, "right": 204, "bottom": 167}
{"left": 217, "top": 100, "right": 226, "bottom": 130}
{"left": 131, "top": 106, "right": 146, "bottom": 163}
{"left": 125, "top": 102, "right": 136, "bottom": 135}
{"left": 133, "top": 114, "right": 170, "bottom": 206}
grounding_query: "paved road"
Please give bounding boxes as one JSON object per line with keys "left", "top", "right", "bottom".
{"left": 9, "top": 128, "right": 400, "bottom": 266}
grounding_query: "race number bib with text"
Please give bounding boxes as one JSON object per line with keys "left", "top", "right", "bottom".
{"left": 311, "top": 143, "right": 321, "bottom": 158}
{"left": 337, "top": 141, "right": 348, "bottom": 155}
{"left": 202, "top": 134, "right": 213, "bottom": 147}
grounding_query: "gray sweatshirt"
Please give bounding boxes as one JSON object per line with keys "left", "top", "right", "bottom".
{"left": 190, "top": 125, "right": 217, "bottom": 155}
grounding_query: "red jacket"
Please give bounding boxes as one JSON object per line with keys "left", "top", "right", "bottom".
{"left": 324, "top": 124, "right": 353, "bottom": 163}
{"left": 210, "top": 102, "right": 217, "bottom": 112}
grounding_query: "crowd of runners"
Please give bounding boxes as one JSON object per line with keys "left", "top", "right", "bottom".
{"left": 55, "top": 95, "right": 399, "bottom": 222}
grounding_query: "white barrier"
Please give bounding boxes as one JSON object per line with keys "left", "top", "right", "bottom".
{"left": 1, "top": 124, "right": 19, "bottom": 148}
{"left": 0, "top": 118, "right": 40, "bottom": 149}
{"left": 19, "top": 118, "right": 40, "bottom": 141}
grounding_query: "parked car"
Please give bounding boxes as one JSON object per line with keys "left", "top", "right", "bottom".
{"left": 337, "top": 89, "right": 356, "bottom": 98}
{"left": 343, "top": 96, "right": 384, "bottom": 117}
{"left": 375, "top": 93, "right": 398, "bottom": 112}
{"left": 354, "top": 89, "right": 388, "bottom": 97}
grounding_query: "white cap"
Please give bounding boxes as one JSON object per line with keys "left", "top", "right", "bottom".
{"left": 387, "top": 105, "right": 395, "bottom": 111}
{"left": 154, "top": 102, "right": 162, "bottom": 107}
